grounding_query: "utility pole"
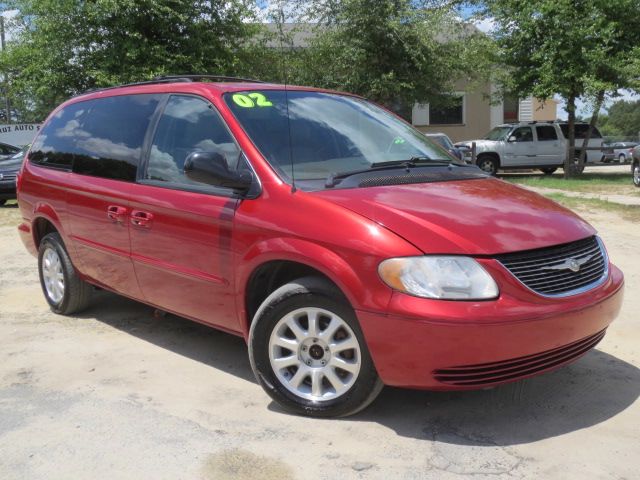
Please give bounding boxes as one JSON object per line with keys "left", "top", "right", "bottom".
{"left": 0, "top": 15, "right": 10, "bottom": 124}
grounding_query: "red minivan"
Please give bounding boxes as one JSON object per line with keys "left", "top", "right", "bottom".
{"left": 17, "top": 76, "right": 624, "bottom": 417}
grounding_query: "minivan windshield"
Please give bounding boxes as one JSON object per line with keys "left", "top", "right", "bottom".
{"left": 483, "top": 126, "right": 512, "bottom": 141}
{"left": 224, "top": 90, "right": 457, "bottom": 189}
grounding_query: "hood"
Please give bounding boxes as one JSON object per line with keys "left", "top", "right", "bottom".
{"left": 313, "top": 178, "right": 595, "bottom": 255}
{"left": 458, "top": 139, "right": 498, "bottom": 149}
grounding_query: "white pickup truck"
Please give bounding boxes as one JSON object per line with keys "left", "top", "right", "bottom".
{"left": 457, "top": 122, "right": 604, "bottom": 175}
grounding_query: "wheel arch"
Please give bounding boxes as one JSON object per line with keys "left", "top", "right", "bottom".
{"left": 31, "top": 204, "right": 64, "bottom": 249}
{"left": 237, "top": 238, "right": 379, "bottom": 339}
{"left": 477, "top": 151, "right": 501, "bottom": 165}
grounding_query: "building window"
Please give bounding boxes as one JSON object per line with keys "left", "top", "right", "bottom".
{"left": 503, "top": 95, "right": 519, "bottom": 122}
{"left": 429, "top": 94, "right": 464, "bottom": 125}
{"left": 412, "top": 94, "right": 465, "bottom": 126}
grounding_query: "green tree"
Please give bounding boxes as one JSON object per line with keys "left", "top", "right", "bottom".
{"left": 0, "top": 0, "right": 264, "bottom": 121}
{"left": 598, "top": 100, "right": 640, "bottom": 140}
{"left": 271, "top": 0, "right": 495, "bottom": 114}
{"left": 480, "top": 0, "right": 640, "bottom": 177}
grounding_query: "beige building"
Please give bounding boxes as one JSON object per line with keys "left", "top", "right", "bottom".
{"left": 411, "top": 82, "right": 558, "bottom": 143}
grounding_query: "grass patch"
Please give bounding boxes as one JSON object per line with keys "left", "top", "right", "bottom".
{"left": 504, "top": 171, "right": 637, "bottom": 195}
{"left": 544, "top": 192, "right": 640, "bottom": 222}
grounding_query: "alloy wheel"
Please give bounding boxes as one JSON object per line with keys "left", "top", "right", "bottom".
{"left": 268, "top": 307, "right": 361, "bottom": 401}
{"left": 42, "top": 247, "right": 65, "bottom": 303}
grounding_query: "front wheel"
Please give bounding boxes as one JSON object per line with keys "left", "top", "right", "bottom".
{"left": 476, "top": 155, "right": 499, "bottom": 176}
{"left": 249, "top": 277, "right": 383, "bottom": 417}
{"left": 619, "top": 154, "right": 626, "bottom": 163}
{"left": 633, "top": 163, "right": 640, "bottom": 187}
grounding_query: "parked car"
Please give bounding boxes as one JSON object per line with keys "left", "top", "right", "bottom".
{"left": 0, "top": 141, "right": 21, "bottom": 160}
{"left": 17, "top": 77, "right": 624, "bottom": 417}
{"left": 424, "top": 132, "right": 465, "bottom": 161}
{"left": 600, "top": 142, "right": 616, "bottom": 163}
{"left": 458, "top": 122, "right": 605, "bottom": 175}
{"left": 0, "top": 145, "right": 28, "bottom": 205}
{"left": 632, "top": 146, "right": 640, "bottom": 187}
{"left": 611, "top": 142, "right": 638, "bottom": 163}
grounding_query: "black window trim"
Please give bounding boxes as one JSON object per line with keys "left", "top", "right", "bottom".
{"left": 137, "top": 92, "right": 261, "bottom": 199}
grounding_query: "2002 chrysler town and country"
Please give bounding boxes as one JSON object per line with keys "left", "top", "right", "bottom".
{"left": 16, "top": 77, "right": 624, "bottom": 417}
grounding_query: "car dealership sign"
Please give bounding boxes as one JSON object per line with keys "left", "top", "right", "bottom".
{"left": 0, "top": 123, "right": 42, "bottom": 147}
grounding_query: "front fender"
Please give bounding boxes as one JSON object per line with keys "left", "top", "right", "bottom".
{"left": 235, "top": 237, "right": 394, "bottom": 337}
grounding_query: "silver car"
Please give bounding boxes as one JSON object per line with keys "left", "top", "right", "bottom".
{"left": 612, "top": 142, "right": 638, "bottom": 163}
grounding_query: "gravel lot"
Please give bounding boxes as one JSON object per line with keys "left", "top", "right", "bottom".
{"left": 0, "top": 200, "right": 638, "bottom": 480}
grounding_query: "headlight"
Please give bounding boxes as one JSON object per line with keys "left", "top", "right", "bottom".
{"left": 378, "top": 256, "right": 499, "bottom": 300}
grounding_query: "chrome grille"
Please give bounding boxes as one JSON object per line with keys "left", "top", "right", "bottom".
{"left": 496, "top": 236, "right": 607, "bottom": 296}
{"left": 0, "top": 172, "right": 16, "bottom": 181}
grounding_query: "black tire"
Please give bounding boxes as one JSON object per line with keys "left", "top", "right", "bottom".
{"left": 476, "top": 155, "right": 499, "bottom": 176}
{"left": 38, "top": 232, "right": 92, "bottom": 314}
{"left": 249, "top": 276, "right": 383, "bottom": 418}
{"left": 0, "top": 199, "right": 6, "bottom": 206}
{"left": 539, "top": 167, "right": 557, "bottom": 175}
{"left": 633, "top": 162, "right": 640, "bottom": 188}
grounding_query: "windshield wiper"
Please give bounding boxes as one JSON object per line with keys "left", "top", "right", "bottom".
{"left": 325, "top": 157, "right": 452, "bottom": 188}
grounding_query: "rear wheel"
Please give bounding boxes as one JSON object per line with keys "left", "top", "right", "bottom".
{"left": 38, "top": 232, "right": 92, "bottom": 314}
{"left": 539, "top": 167, "right": 557, "bottom": 175}
{"left": 249, "top": 277, "right": 383, "bottom": 417}
{"left": 476, "top": 155, "right": 499, "bottom": 176}
{"left": 633, "top": 162, "right": 640, "bottom": 187}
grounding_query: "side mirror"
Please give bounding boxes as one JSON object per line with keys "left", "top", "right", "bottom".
{"left": 508, "top": 135, "right": 517, "bottom": 142}
{"left": 184, "top": 150, "right": 253, "bottom": 192}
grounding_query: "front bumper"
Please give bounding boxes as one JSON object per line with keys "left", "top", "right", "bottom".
{"left": 357, "top": 264, "right": 624, "bottom": 389}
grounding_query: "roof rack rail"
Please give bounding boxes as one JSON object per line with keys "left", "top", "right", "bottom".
{"left": 154, "top": 75, "right": 266, "bottom": 84}
{"left": 80, "top": 74, "right": 265, "bottom": 95}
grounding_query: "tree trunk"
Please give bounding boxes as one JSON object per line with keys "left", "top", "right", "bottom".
{"left": 564, "top": 93, "right": 577, "bottom": 179}
{"left": 578, "top": 89, "right": 606, "bottom": 169}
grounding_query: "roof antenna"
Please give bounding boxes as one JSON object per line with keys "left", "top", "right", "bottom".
{"left": 277, "top": 5, "right": 296, "bottom": 193}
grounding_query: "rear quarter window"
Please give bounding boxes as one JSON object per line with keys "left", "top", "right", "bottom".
{"left": 30, "top": 102, "right": 90, "bottom": 169}
{"left": 559, "top": 124, "right": 603, "bottom": 139}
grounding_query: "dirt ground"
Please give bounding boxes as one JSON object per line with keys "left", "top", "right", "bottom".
{"left": 0, "top": 199, "right": 638, "bottom": 480}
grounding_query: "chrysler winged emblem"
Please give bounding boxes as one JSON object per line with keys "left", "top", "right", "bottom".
{"left": 542, "top": 254, "right": 594, "bottom": 273}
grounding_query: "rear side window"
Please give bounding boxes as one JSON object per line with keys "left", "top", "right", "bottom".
{"left": 145, "top": 95, "right": 240, "bottom": 186}
{"left": 536, "top": 126, "right": 558, "bottom": 141}
{"left": 73, "top": 95, "right": 161, "bottom": 181}
{"left": 30, "top": 94, "right": 161, "bottom": 180}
